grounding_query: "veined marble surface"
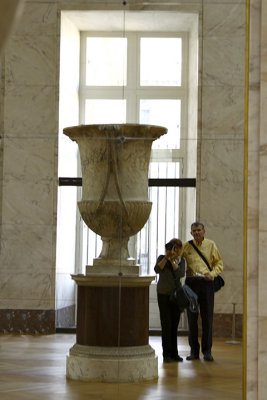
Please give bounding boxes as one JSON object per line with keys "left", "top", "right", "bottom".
{"left": 67, "top": 343, "right": 158, "bottom": 382}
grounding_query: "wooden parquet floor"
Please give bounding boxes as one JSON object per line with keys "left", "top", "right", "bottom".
{"left": 0, "top": 334, "right": 242, "bottom": 400}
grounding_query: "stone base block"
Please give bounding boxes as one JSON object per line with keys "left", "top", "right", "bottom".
{"left": 86, "top": 263, "right": 140, "bottom": 276}
{"left": 66, "top": 344, "right": 158, "bottom": 382}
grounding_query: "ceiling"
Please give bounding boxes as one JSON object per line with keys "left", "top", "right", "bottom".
{"left": 62, "top": 10, "right": 197, "bottom": 32}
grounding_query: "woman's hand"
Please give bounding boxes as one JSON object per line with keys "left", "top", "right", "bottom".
{"left": 166, "top": 249, "right": 175, "bottom": 261}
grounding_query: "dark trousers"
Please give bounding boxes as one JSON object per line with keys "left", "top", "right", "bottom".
{"left": 157, "top": 293, "right": 181, "bottom": 358}
{"left": 185, "top": 277, "right": 214, "bottom": 356}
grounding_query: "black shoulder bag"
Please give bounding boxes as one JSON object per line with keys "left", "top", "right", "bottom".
{"left": 169, "top": 260, "right": 198, "bottom": 313}
{"left": 188, "top": 240, "right": 225, "bottom": 293}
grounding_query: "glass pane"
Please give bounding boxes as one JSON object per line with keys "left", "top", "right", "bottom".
{"left": 86, "top": 37, "right": 127, "bottom": 86}
{"left": 140, "top": 38, "right": 182, "bottom": 86}
{"left": 83, "top": 222, "right": 102, "bottom": 268}
{"left": 56, "top": 186, "right": 78, "bottom": 327}
{"left": 136, "top": 186, "right": 180, "bottom": 275}
{"left": 85, "top": 99, "right": 126, "bottom": 124}
{"left": 58, "top": 134, "right": 78, "bottom": 177}
{"left": 149, "top": 161, "right": 180, "bottom": 179}
{"left": 140, "top": 99, "right": 181, "bottom": 149}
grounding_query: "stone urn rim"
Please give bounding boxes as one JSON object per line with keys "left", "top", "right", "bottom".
{"left": 62, "top": 123, "right": 168, "bottom": 273}
{"left": 63, "top": 123, "right": 168, "bottom": 141}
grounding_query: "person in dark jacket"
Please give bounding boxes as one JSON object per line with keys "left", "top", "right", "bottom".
{"left": 154, "top": 238, "right": 186, "bottom": 363}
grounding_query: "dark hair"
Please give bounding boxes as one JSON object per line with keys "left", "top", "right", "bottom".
{"left": 168, "top": 238, "right": 183, "bottom": 248}
{"left": 165, "top": 242, "right": 174, "bottom": 251}
{"left": 191, "top": 222, "right": 205, "bottom": 230}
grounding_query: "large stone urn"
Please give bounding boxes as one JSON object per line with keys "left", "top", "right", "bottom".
{"left": 63, "top": 123, "right": 167, "bottom": 275}
{"left": 63, "top": 123, "right": 167, "bottom": 383}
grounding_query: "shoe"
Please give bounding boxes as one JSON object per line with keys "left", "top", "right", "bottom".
{"left": 172, "top": 355, "right": 183, "bottom": 362}
{"left": 163, "top": 357, "right": 173, "bottom": 363}
{"left": 203, "top": 354, "right": 214, "bottom": 361}
{"left": 186, "top": 354, "right": 199, "bottom": 360}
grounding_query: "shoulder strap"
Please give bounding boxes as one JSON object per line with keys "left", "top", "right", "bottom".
{"left": 188, "top": 240, "right": 212, "bottom": 272}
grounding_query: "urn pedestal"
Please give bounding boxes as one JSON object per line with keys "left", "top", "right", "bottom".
{"left": 66, "top": 275, "right": 157, "bottom": 382}
{"left": 63, "top": 124, "right": 167, "bottom": 382}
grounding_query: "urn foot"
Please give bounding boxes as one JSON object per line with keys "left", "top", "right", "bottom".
{"left": 66, "top": 344, "right": 158, "bottom": 382}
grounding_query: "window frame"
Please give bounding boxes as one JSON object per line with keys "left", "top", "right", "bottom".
{"left": 78, "top": 30, "right": 190, "bottom": 274}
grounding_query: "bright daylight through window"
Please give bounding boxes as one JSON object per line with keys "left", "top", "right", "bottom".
{"left": 76, "top": 31, "right": 191, "bottom": 275}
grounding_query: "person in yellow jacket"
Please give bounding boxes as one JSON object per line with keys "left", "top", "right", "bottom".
{"left": 181, "top": 222, "right": 223, "bottom": 362}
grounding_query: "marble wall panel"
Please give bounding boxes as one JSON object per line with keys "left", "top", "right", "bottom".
{"left": 3, "top": 138, "right": 56, "bottom": 182}
{"left": 246, "top": 1, "right": 260, "bottom": 396}
{"left": 246, "top": 314, "right": 258, "bottom": 399}
{"left": 0, "top": 298, "right": 54, "bottom": 311}
{"left": 258, "top": 19, "right": 267, "bottom": 400}
{"left": 3, "top": 84, "right": 57, "bottom": 136}
{"left": 0, "top": 224, "right": 54, "bottom": 272}
{"left": 202, "top": 36, "right": 245, "bottom": 87}
{"left": 199, "top": 139, "right": 244, "bottom": 312}
{"left": 200, "top": 3, "right": 245, "bottom": 314}
{"left": 13, "top": 2, "right": 57, "bottom": 37}
{"left": 4, "top": 34, "right": 57, "bottom": 86}
{"left": 248, "top": 89, "right": 260, "bottom": 153}
{"left": 199, "top": 139, "right": 244, "bottom": 188}
{"left": 202, "top": 2, "right": 246, "bottom": 87}
{"left": 258, "top": 72, "right": 267, "bottom": 325}
{"left": 249, "top": 0, "right": 261, "bottom": 87}
{"left": 199, "top": 184, "right": 243, "bottom": 235}
{"left": 203, "top": 1, "right": 246, "bottom": 37}
{"left": 0, "top": 270, "right": 53, "bottom": 309}
{"left": 258, "top": 318, "right": 267, "bottom": 399}
{"left": 2, "top": 180, "right": 54, "bottom": 226}
{"left": 201, "top": 85, "right": 245, "bottom": 138}
{"left": 260, "top": 82, "right": 267, "bottom": 124}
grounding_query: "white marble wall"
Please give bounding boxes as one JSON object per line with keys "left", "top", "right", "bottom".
{"left": 0, "top": 1, "right": 58, "bottom": 310}
{"left": 198, "top": 0, "right": 246, "bottom": 315}
{"left": 247, "top": 0, "right": 267, "bottom": 398}
{"left": 258, "top": 1, "right": 267, "bottom": 398}
{"left": 247, "top": 0, "right": 260, "bottom": 397}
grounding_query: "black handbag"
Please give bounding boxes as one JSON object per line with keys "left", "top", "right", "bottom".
{"left": 213, "top": 275, "right": 225, "bottom": 292}
{"left": 170, "top": 266, "right": 198, "bottom": 313}
{"left": 188, "top": 240, "right": 225, "bottom": 293}
{"left": 170, "top": 284, "right": 189, "bottom": 312}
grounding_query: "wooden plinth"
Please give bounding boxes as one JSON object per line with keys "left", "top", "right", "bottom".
{"left": 72, "top": 275, "right": 155, "bottom": 348}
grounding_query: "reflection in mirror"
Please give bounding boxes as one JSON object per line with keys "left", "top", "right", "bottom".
{"left": 57, "top": 0, "right": 245, "bottom": 395}
{"left": 0, "top": 0, "right": 249, "bottom": 397}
